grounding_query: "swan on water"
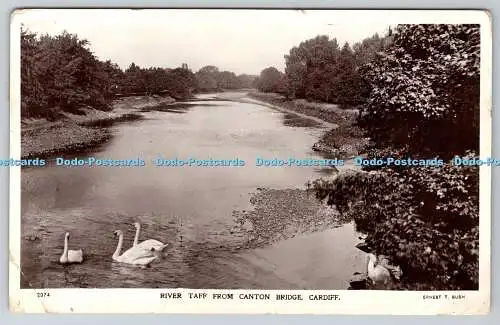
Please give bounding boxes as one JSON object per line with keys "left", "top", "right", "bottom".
{"left": 132, "top": 222, "right": 169, "bottom": 253}
{"left": 59, "top": 232, "right": 83, "bottom": 264}
{"left": 378, "top": 255, "right": 403, "bottom": 280}
{"left": 112, "top": 230, "right": 163, "bottom": 266}
{"left": 367, "top": 253, "right": 391, "bottom": 287}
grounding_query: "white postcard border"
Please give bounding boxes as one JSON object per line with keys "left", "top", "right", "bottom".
{"left": 9, "top": 9, "right": 492, "bottom": 314}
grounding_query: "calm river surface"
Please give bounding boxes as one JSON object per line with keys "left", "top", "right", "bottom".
{"left": 21, "top": 93, "right": 365, "bottom": 289}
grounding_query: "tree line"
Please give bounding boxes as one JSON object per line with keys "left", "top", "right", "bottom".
{"left": 195, "top": 65, "right": 257, "bottom": 92}
{"left": 20, "top": 28, "right": 258, "bottom": 119}
{"left": 255, "top": 31, "right": 393, "bottom": 106}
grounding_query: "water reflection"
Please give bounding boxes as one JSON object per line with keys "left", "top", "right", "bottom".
{"left": 21, "top": 95, "right": 363, "bottom": 288}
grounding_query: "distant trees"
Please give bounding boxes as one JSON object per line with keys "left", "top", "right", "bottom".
{"left": 255, "top": 67, "right": 286, "bottom": 93}
{"left": 195, "top": 65, "right": 219, "bottom": 91}
{"left": 21, "top": 29, "right": 237, "bottom": 119}
{"left": 20, "top": 28, "right": 262, "bottom": 119}
{"left": 285, "top": 35, "right": 339, "bottom": 100}
{"left": 195, "top": 65, "right": 253, "bottom": 92}
{"left": 218, "top": 71, "right": 242, "bottom": 89}
{"left": 352, "top": 31, "right": 393, "bottom": 66}
{"left": 237, "top": 74, "right": 258, "bottom": 89}
{"left": 334, "top": 43, "right": 360, "bottom": 105}
{"left": 118, "top": 63, "right": 197, "bottom": 99}
{"left": 164, "top": 67, "right": 197, "bottom": 99}
{"left": 282, "top": 33, "right": 392, "bottom": 106}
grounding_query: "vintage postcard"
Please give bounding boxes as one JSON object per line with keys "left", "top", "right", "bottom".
{"left": 9, "top": 9, "right": 491, "bottom": 314}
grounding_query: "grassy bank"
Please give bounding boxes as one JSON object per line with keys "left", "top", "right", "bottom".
{"left": 247, "top": 92, "right": 369, "bottom": 159}
{"left": 21, "top": 95, "right": 175, "bottom": 159}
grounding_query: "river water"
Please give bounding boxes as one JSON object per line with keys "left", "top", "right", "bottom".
{"left": 21, "top": 93, "right": 366, "bottom": 289}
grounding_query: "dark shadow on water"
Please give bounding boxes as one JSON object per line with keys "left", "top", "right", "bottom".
{"left": 141, "top": 102, "right": 221, "bottom": 113}
{"left": 313, "top": 167, "right": 338, "bottom": 176}
{"left": 21, "top": 137, "right": 114, "bottom": 168}
{"left": 282, "top": 113, "right": 321, "bottom": 128}
{"left": 29, "top": 140, "right": 114, "bottom": 167}
{"left": 190, "top": 97, "right": 235, "bottom": 103}
{"left": 79, "top": 113, "right": 144, "bottom": 127}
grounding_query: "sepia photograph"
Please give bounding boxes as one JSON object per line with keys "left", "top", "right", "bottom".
{"left": 9, "top": 9, "right": 491, "bottom": 314}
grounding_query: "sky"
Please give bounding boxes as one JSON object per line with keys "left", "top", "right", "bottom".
{"left": 15, "top": 9, "right": 392, "bottom": 75}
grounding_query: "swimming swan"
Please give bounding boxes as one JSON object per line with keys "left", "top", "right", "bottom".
{"left": 59, "top": 232, "right": 83, "bottom": 264}
{"left": 132, "top": 222, "right": 168, "bottom": 253}
{"left": 112, "top": 230, "right": 162, "bottom": 266}
{"left": 378, "top": 255, "right": 403, "bottom": 280}
{"left": 367, "top": 253, "right": 391, "bottom": 287}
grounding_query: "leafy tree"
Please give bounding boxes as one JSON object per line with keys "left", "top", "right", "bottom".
{"left": 198, "top": 65, "right": 220, "bottom": 75}
{"left": 353, "top": 32, "right": 393, "bottom": 66}
{"left": 195, "top": 65, "right": 246, "bottom": 91}
{"left": 21, "top": 29, "right": 113, "bottom": 117}
{"left": 359, "top": 24, "right": 480, "bottom": 157}
{"left": 195, "top": 65, "right": 221, "bottom": 91}
{"left": 217, "top": 71, "right": 243, "bottom": 89}
{"left": 195, "top": 72, "right": 218, "bottom": 92}
{"left": 256, "top": 67, "right": 286, "bottom": 93}
{"left": 282, "top": 32, "right": 393, "bottom": 106}
{"left": 312, "top": 24, "right": 480, "bottom": 290}
{"left": 284, "top": 35, "right": 341, "bottom": 101}
{"left": 20, "top": 29, "right": 199, "bottom": 118}
{"left": 99, "top": 60, "right": 124, "bottom": 96}
{"left": 21, "top": 27, "right": 46, "bottom": 117}
{"left": 164, "top": 67, "right": 197, "bottom": 99}
{"left": 285, "top": 34, "right": 391, "bottom": 106}
{"left": 335, "top": 43, "right": 361, "bottom": 105}
{"left": 122, "top": 62, "right": 145, "bottom": 94}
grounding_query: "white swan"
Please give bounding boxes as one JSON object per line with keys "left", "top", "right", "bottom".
{"left": 112, "top": 230, "right": 162, "bottom": 266}
{"left": 378, "top": 255, "right": 403, "bottom": 280}
{"left": 59, "top": 232, "right": 83, "bottom": 264}
{"left": 132, "top": 222, "right": 168, "bottom": 253}
{"left": 367, "top": 253, "right": 391, "bottom": 287}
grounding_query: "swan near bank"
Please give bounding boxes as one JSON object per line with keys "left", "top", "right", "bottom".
{"left": 132, "top": 222, "right": 168, "bottom": 254}
{"left": 112, "top": 230, "right": 162, "bottom": 266}
{"left": 59, "top": 232, "right": 83, "bottom": 264}
{"left": 367, "top": 253, "right": 391, "bottom": 287}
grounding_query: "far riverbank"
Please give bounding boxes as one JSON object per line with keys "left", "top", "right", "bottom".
{"left": 21, "top": 95, "right": 176, "bottom": 159}
{"left": 246, "top": 92, "right": 370, "bottom": 159}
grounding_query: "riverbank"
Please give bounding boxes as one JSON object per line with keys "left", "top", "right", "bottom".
{"left": 230, "top": 188, "right": 368, "bottom": 289}
{"left": 21, "top": 95, "right": 175, "bottom": 159}
{"left": 232, "top": 188, "right": 340, "bottom": 249}
{"left": 247, "top": 92, "right": 370, "bottom": 159}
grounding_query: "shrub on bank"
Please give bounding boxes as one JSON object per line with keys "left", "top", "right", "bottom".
{"left": 312, "top": 155, "right": 479, "bottom": 290}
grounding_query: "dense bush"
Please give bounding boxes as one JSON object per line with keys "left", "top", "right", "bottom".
{"left": 21, "top": 29, "right": 114, "bottom": 118}
{"left": 359, "top": 24, "right": 480, "bottom": 158}
{"left": 312, "top": 155, "right": 479, "bottom": 290}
